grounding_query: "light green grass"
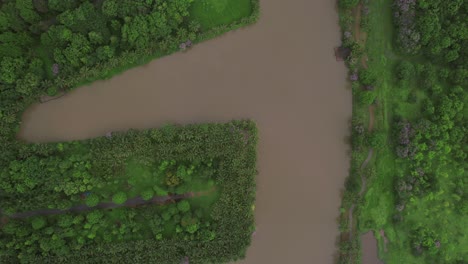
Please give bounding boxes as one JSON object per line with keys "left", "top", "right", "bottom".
{"left": 190, "top": 0, "right": 253, "bottom": 30}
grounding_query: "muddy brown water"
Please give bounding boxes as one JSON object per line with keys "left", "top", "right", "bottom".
{"left": 18, "top": 0, "right": 351, "bottom": 262}
{"left": 362, "top": 232, "right": 384, "bottom": 264}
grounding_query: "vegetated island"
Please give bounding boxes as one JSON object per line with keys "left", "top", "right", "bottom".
{"left": 337, "top": 0, "right": 467, "bottom": 263}
{"left": 0, "top": 0, "right": 259, "bottom": 263}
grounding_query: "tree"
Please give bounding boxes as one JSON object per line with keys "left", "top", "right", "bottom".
{"left": 0, "top": 56, "right": 25, "bottom": 84}
{"left": 0, "top": 11, "right": 9, "bottom": 31}
{"left": 396, "top": 61, "right": 415, "bottom": 81}
{"left": 41, "top": 25, "right": 73, "bottom": 47}
{"left": 141, "top": 189, "right": 154, "bottom": 201}
{"left": 102, "top": 0, "right": 118, "bottom": 17}
{"left": 31, "top": 217, "right": 47, "bottom": 230}
{"left": 85, "top": 194, "right": 100, "bottom": 207}
{"left": 339, "top": 0, "right": 359, "bottom": 9}
{"left": 88, "top": 32, "right": 103, "bottom": 45}
{"left": 96, "top": 46, "right": 115, "bottom": 61}
{"left": 48, "top": 0, "right": 78, "bottom": 12}
{"left": 368, "top": 131, "right": 386, "bottom": 149}
{"left": 57, "top": 214, "right": 74, "bottom": 228}
{"left": 16, "top": 72, "right": 40, "bottom": 95}
{"left": 86, "top": 210, "right": 104, "bottom": 225}
{"left": 112, "top": 192, "right": 127, "bottom": 204}
{"left": 15, "top": 0, "right": 40, "bottom": 24}
{"left": 360, "top": 69, "right": 377, "bottom": 86}
{"left": 358, "top": 90, "right": 376, "bottom": 105}
{"left": 121, "top": 15, "right": 151, "bottom": 49}
{"left": 177, "top": 200, "right": 190, "bottom": 213}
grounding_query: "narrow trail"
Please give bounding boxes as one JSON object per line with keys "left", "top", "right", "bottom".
{"left": 353, "top": 3, "right": 369, "bottom": 69}
{"left": 9, "top": 188, "right": 215, "bottom": 219}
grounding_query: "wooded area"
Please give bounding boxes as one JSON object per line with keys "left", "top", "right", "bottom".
{"left": 1, "top": 120, "right": 258, "bottom": 263}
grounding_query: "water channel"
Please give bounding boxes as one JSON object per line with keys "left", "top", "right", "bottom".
{"left": 18, "top": 0, "right": 352, "bottom": 262}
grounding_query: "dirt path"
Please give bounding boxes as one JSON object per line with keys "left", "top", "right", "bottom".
{"left": 379, "top": 229, "right": 389, "bottom": 252}
{"left": 353, "top": 3, "right": 369, "bottom": 69}
{"left": 9, "top": 189, "right": 214, "bottom": 219}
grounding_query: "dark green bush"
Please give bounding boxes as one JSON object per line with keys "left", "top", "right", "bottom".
{"left": 112, "top": 192, "right": 128, "bottom": 204}
{"left": 340, "top": 0, "right": 360, "bottom": 9}
{"left": 396, "top": 61, "right": 415, "bottom": 81}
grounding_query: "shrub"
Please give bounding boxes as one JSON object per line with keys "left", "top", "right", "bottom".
{"left": 340, "top": 0, "right": 359, "bottom": 9}
{"left": 367, "top": 131, "right": 386, "bottom": 149}
{"left": 46, "top": 86, "right": 58, "bottom": 96}
{"left": 359, "top": 69, "right": 377, "bottom": 86}
{"left": 112, "top": 192, "right": 128, "bottom": 205}
{"left": 177, "top": 200, "right": 191, "bottom": 213}
{"left": 357, "top": 90, "right": 376, "bottom": 105}
{"left": 396, "top": 61, "right": 415, "bottom": 81}
{"left": 141, "top": 189, "right": 154, "bottom": 201}
{"left": 85, "top": 194, "right": 100, "bottom": 207}
{"left": 32, "top": 217, "right": 46, "bottom": 230}
{"left": 86, "top": 210, "right": 104, "bottom": 225}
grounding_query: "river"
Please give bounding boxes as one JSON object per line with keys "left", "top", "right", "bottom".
{"left": 18, "top": 0, "right": 351, "bottom": 263}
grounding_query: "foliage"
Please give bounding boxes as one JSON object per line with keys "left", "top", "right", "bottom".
{"left": 395, "top": 60, "right": 415, "bottom": 81}
{"left": 141, "top": 189, "right": 154, "bottom": 201}
{"left": 177, "top": 200, "right": 191, "bottom": 213}
{"left": 339, "top": 0, "right": 467, "bottom": 263}
{"left": 340, "top": 0, "right": 360, "bottom": 9}
{"left": 367, "top": 131, "right": 387, "bottom": 149}
{"left": 112, "top": 192, "right": 128, "bottom": 205}
{"left": 85, "top": 194, "right": 100, "bottom": 207}
{"left": 0, "top": 121, "right": 258, "bottom": 263}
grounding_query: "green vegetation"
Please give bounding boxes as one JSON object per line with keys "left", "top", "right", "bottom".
{"left": 0, "top": 120, "right": 258, "bottom": 263}
{"left": 337, "top": 0, "right": 467, "bottom": 263}
{"left": 0, "top": 0, "right": 260, "bottom": 262}
{"left": 190, "top": 0, "right": 253, "bottom": 30}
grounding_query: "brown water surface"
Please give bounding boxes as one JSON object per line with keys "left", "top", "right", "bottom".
{"left": 362, "top": 232, "right": 384, "bottom": 264}
{"left": 19, "top": 0, "right": 351, "bottom": 262}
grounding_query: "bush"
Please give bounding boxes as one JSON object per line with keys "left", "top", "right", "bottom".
{"left": 367, "top": 131, "right": 386, "bottom": 149}
{"left": 85, "top": 194, "right": 100, "bottom": 207}
{"left": 141, "top": 189, "right": 154, "bottom": 201}
{"left": 340, "top": 0, "right": 359, "bottom": 9}
{"left": 396, "top": 61, "right": 415, "bottom": 81}
{"left": 177, "top": 200, "right": 191, "bottom": 213}
{"left": 32, "top": 217, "right": 46, "bottom": 230}
{"left": 46, "top": 86, "right": 58, "bottom": 96}
{"left": 360, "top": 69, "right": 377, "bottom": 86}
{"left": 112, "top": 192, "right": 128, "bottom": 205}
{"left": 357, "top": 90, "right": 376, "bottom": 105}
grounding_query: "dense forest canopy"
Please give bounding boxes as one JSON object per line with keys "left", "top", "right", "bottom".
{"left": 0, "top": 0, "right": 260, "bottom": 263}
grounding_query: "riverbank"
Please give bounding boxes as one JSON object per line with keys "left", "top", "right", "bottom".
{"left": 335, "top": 1, "right": 383, "bottom": 263}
